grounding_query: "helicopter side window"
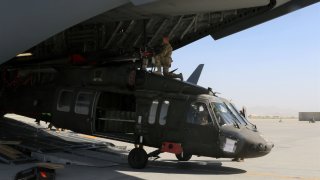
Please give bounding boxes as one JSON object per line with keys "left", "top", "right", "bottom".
{"left": 159, "top": 101, "right": 170, "bottom": 126}
{"left": 187, "top": 102, "right": 213, "bottom": 126}
{"left": 75, "top": 92, "right": 94, "bottom": 115}
{"left": 57, "top": 90, "right": 73, "bottom": 112}
{"left": 148, "top": 100, "right": 159, "bottom": 124}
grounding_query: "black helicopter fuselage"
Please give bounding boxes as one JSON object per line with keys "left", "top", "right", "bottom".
{"left": 0, "top": 64, "right": 273, "bottom": 164}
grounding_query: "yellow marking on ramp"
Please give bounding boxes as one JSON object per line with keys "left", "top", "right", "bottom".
{"left": 79, "top": 134, "right": 97, "bottom": 139}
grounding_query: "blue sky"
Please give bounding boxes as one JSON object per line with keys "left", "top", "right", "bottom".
{"left": 172, "top": 3, "right": 320, "bottom": 116}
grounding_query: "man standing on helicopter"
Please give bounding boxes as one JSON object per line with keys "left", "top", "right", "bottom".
{"left": 154, "top": 36, "right": 183, "bottom": 81}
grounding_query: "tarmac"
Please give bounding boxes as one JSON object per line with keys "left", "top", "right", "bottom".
{"left": 0, "top": 114, "right": 320, "bottom": 180}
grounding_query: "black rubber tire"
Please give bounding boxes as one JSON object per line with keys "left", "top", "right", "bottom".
{"left": 176, "top": 152, "right": 192, "bottom": 161}
{"left": 128, "top": 148, "right": 148, "bottom": 169}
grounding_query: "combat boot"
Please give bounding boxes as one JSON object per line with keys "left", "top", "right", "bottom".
{"left": 170, "top": 72, "right": 183, "bottom": 81}
{"left": 164, "top": 72, "right": 183, "bottom": 81}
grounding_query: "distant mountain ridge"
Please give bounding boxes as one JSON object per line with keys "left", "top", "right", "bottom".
{"left": 247, "top": 106, "right": 298, "bottom": 117}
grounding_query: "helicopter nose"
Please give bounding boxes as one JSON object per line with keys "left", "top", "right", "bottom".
{"left": 245, "top": 141, "right": 274, "bottom": 158}
{"left": 219, "top": 126, "right": 274, "bottom": 158}
{"left": 253, "top": 142, "right": 274, "bottom": 154}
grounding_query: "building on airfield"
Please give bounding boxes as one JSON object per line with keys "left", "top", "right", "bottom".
{"left": 299, "top": 112, "right": 320, "bottom": 121}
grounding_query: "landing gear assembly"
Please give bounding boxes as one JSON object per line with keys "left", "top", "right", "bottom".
{"left": 128, "top": 148, "right": 148, "bottom": 169}
{"left": 175, "top": 152, "right": 192, "bottom": 161}
{"left": 128, "top": 142, "right": 191, "bottom": 168}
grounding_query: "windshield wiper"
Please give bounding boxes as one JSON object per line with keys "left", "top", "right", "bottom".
{"left": 233, "top": 119, "right": 240, "bottom": 129}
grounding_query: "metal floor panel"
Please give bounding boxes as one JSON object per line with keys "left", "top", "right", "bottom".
{"left": 0, "top": 116, "right": 128, "bottom": 167}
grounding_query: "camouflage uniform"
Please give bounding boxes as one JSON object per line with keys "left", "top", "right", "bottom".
{"left": 154, "top": 41, "right": 183, "bottom": 81}
{"left": 155, "top": 43, "right": 173, "bottom": 72}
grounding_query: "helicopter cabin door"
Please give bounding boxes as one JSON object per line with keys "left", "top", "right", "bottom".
{"left": 184, "top": 101, "right": 219, "bottom": 157}
{"left": 94, "top": 91, "right": 136, "bottom": 141}
{"left": 53, "top": 88, "right": 96, "bottom": 134}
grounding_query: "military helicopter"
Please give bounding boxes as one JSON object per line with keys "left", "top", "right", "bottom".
{"left": 0, "top": 0, "right": 317, "bottom": 171}
{"left": 0, "top": 57, "right": 273, "bottom": 169}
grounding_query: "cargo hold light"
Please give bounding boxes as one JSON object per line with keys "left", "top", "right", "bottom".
{"left": 16, "top": 53, "right": 33, "bottom": 57}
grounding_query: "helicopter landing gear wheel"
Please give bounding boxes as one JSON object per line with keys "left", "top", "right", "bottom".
{"left": 176, "top": 152, "right": 192, "bottom": 161}
{"left": 128, "top": 148, "right": 148, "bottom": 169}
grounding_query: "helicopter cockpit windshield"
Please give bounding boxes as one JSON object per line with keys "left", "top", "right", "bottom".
{"left": 228, "top": 103, "right": 256, "bottom": 128}
{"left": 210, "top": 102, "right": 247, "bottom": 126}
{"left": 225, "top": 103, "right": 247, "bottom": 125}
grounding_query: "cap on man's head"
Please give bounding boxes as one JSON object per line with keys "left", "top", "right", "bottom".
{"left": 163, "top": 36, "right": 169, "bottom": 43}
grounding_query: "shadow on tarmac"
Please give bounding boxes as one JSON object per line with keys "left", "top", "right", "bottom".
{"left": 118, "top": 159, "right": 246, "bottom": 175}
